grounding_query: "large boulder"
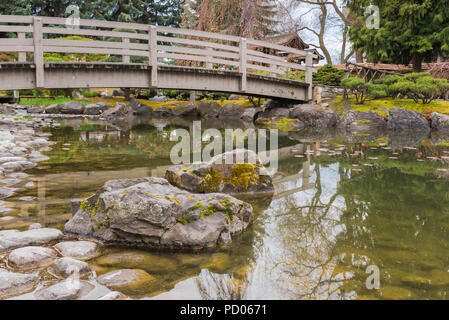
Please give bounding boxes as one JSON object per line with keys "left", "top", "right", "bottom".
{"left": 129, "top": 99, "right": 152, "bottom": 116}
{"left": 60, "top": 102, "right": 85, "bottom": 114}
{"left": 256, "top": 107, "right": 290, "bottom": 121}
{"left": 241, "top": 108, "right": 257, "bottom": 122}
{"left": 289, "top": 104, "right": 337, "bottom": 128}
{"left": 44, "top": 104, "right": 60, "bottom": 114}
{"left": 84, "top": 103, "right": 111, "bottom": 115}
{"left": 198, "top": 101, "right": 221, "bottom": 118}
{"left": 100, "top": 103, "right": 131, "bottom": 120}
{"left": 165, "top": 149, "right": 274, "bottom": 194}
{"left": 27, "top": 105, "right": 44, "bottom": 114}
{"left": 64, "top": 177, "right": 254, "bottom": 249}
{"left": 218, "top": 103, "right": 245, "bottom": 120}
{"left": 387, "top": 108, "right": 430, "bottom": 132}
{"left": 430, "top": 112, "right": 449, "bottom": 132}
{"left": 337, "top": 110, "right": 387, "bottom": 131}
{"left": 152, "top": 107, "right": 173, "bottom": 118}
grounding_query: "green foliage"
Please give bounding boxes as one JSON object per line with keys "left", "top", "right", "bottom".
{"left": 341, "top": 77, "right": 386, "bottom": 104}
{"left": 281, "top": 70, "right": 305, "bottom": 82}
{"left": 313, "top": 65, "right": 345, "bottom": 86}
{"left": 82, "top": 91, "right": 99, "bottom": 98}
{"left": 346, "top": 0, "right": 449, "bottom": 71}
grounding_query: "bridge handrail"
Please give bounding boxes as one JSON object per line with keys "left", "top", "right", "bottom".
{"left": 0, "top": 14, "right": 316, "bottom": 98}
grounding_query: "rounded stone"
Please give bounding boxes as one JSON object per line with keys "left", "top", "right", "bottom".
{"left": 28, "top": 223, "right": 42, "bottom": 230}
{"left": 97, "top": 291, "right": 128, "bottom": 300}
{"left": 54, "top": 241, "right": 100, "bottom": 260}
{"left": 34, "top": 279, "right": 94, "bottom": 300}
{"left": 97, "top": 269, "right": 156, "bottom": 290}
{"left": 8, "top": 246, "right": 57, "bottom": 269}
{"left": 0, "top": 268, "right": 39, "bottom": 299}
{"left": 48, "top": 257, "right": 92, "bottom": 277}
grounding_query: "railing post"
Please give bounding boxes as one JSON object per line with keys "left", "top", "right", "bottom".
{"left": 33, "top": 17, "right": 44, "bottom": 88}
{"left": 18, "top": 32, "right": 26, "bottom": 62}
{"left": 239, "top": 38, "right": 247, "bottom": 92}
{"left": 305, "top": 53, "right": 313, "bottom": 101}
{"left": 149, "top": 25, "right": 158, "bottom": 87}
{"left": 122, "top": 37, "right": 130, "bottom": 63}
{"left": 205, "top": 47, "right": 214, "bottom": 69}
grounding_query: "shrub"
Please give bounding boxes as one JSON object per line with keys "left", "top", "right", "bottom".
{"left": 83, "top": 91, "right": 99, "bottom": 98}
{"left": 313, "top": 65, "right": 345, "bottom": 86}
{"left": 341, "top": 77, "right": 386, "bottom": 104}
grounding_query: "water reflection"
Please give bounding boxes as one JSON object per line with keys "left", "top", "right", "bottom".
{"left": 1, "top": 118, "right": 449, "bottom": 300}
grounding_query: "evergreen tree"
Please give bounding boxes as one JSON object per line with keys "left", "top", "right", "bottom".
{"left": 345, "top": 0, "right": 449, "bottom": 72}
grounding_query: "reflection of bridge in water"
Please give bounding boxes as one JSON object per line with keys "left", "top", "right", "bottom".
{"left": 0, "top": 15, "right": 317, "bottom": 102}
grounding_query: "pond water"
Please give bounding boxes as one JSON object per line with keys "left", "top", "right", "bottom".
{"left": 1, "top": 117, "right": 449, "bottom": 300}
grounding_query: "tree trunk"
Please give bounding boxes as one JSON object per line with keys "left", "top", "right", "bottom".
{"left": 412, "top": 53, "right": 423, "bottom": 72}
{"left": 356, "top": 50, "right": 364, "bottom": 63}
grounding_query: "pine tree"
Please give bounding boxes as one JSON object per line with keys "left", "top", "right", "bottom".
{"left": 345, "top": 0, "right": 449, "bottom": 72}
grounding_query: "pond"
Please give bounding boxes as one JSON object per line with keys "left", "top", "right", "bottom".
{"left": 1, "top": 117, "right": 449, "bottom": 300}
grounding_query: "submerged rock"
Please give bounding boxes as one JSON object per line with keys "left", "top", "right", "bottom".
{"left": 54, "top": 241, "right": 100, "bottom": 261}
{"left": 387, "top": 108, "right": 430, "bottom": 132}
{"left": 34, "top": 279, "right": 94, "bottom": 300}
{"left": 8, "top": 246, "right": 57, "bottom": 269}
{"left": 64, "top": 177, "right": 253, "bottom": 249}
{"left": 97, "top": 269, "right": 156, "bottom": 290}
{"left": 166, "top": 149, "right": 274, "bottom": 194}
{"left": 48, "top": 257, "right": 92, "bottom": 277}
{"left": 0, "top": 269, "right": 39, "bottom": 299}
{"left": 0, "top": 228, "right": 63, "bottom": 252}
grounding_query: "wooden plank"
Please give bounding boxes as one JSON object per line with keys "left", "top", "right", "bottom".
{"left": 246, "top": 54, "right": 306, "bottom": 71}
{"left": 247, "top": 38, "right": 316, "bottom": 59}
{"left": 18, "top": 33, "right": 26, "bottom": 61}
{"left": 158, "top": 52, "right": 239, "bottom": 67}
{"left": 240, "top": 38, "right": 247, "bottom": 91}
{"left": 157, "top": 26, "right": 240, "bottom": 42}
{"left": 0, "top": 15, "right": 34, "bottom": 23}
{"left": 157, "top": 36, "right": 239, "bottom": 52}
{"left": 33, "top": 17, "right": 44, "bottom": 88}
{"left": 246, "top": 63, "right": 284, "bottom": 75}
{"left": 157, "top": 45, "right": 238, "bottom": 60}
{"left": 149, "top": 25, "right": 158, "bottom": 87}
{"left": 246, "top": 49, "right": 285, "bottom": 62}
{"left": 42, "top": 27, "right": 148, "bottom": 40}
{"left": 43, "top": 39, "right": 148, "bottom": 50}
{"left": 43, "top": 46, "right": 148, "bottom": 57}
{"left": 0, "top": 25, "right": 33, "bottom": 33}
{"left": 0, "top": 46, "right": 34, "bottom": 52}
{"left": 305, "top": 54, "right": 313, "bottom": 101}
{"left": 0, "top": 38, "right": 33, "bottom": 46}
{"left": 205, "top": 47, "right": 213, "bottom": 69}
{"left": 42, "top": 16, "right": 149, "bottom": 32}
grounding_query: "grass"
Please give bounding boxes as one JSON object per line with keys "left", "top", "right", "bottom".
{"left": 329, "top": 95, "right": 449, "bottom": 119}
{"left": 19, "top": 97, "right": 91, "bottom": 106}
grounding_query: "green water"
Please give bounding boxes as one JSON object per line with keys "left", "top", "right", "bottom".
{"left": 1, "top": 118, "right": 449, "bottom": 300}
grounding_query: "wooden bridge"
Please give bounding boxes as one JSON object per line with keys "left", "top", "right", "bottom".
{"left": 0, "top": 15, "right": 317, "bottom": 102}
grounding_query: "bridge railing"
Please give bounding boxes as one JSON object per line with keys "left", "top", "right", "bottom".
{"left": 0, "top": 15, "right": 317, "bottom": 99}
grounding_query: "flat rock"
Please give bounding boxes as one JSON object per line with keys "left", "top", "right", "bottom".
{"left": 0, "top": 187, "right": 15, "bottom": 199}
{"left": 48, "top": 257, "right": 92, "bottom": 277}
{"left": 8, "top": 246, "right": 57, "bottom": 269}
{"left": 0, "top": 268, "right": 39, "bottom": 299}
{"left": 34, "top": 279, "right": 94, "bottom": 300}
{"left": 0, "top": 228, "right": 63, "bottom": 252}
{"left": 0, "top": 157, "right": 27, "bottom": 164}
{"left": 54, "top": 241, "right": 100, "bottom": 260}
{"left": 97, "top": 269, "right": 156, "bottom": 289}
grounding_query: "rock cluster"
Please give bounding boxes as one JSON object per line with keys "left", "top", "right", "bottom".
{"left": 64, "top": 176, "right": 254, "bottom": 250}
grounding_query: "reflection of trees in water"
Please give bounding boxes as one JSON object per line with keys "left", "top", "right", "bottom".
{"left": 251, "top": 164, "right": 357, "bottom": 299}
{"left": 195, "top": 269, "right": 248, "bottom": 300}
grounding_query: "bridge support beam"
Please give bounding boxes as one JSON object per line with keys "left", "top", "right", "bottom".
{"left": 149, "top": 25, "right": 158, "bottom": 88}
{"left": 239, "top": 38, "right": 247, "bottom": 92}
{"left": 33, "top": 17, "right": 44, "bottom": 89}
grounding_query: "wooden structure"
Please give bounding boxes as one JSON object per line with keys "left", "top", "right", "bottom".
{"left": 0, "top": 15, "right": 318, "bottom": 102}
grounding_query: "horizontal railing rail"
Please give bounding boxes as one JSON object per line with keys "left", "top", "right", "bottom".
{"left": 0, "top": 15, "right": 317, "bottom": 99}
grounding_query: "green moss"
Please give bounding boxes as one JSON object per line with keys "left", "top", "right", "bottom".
{"left": 228, "top": 163, "right": 259, "bottom": 191}
{"left": 201, "top": 169, "right": 223, "bottom": 192}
